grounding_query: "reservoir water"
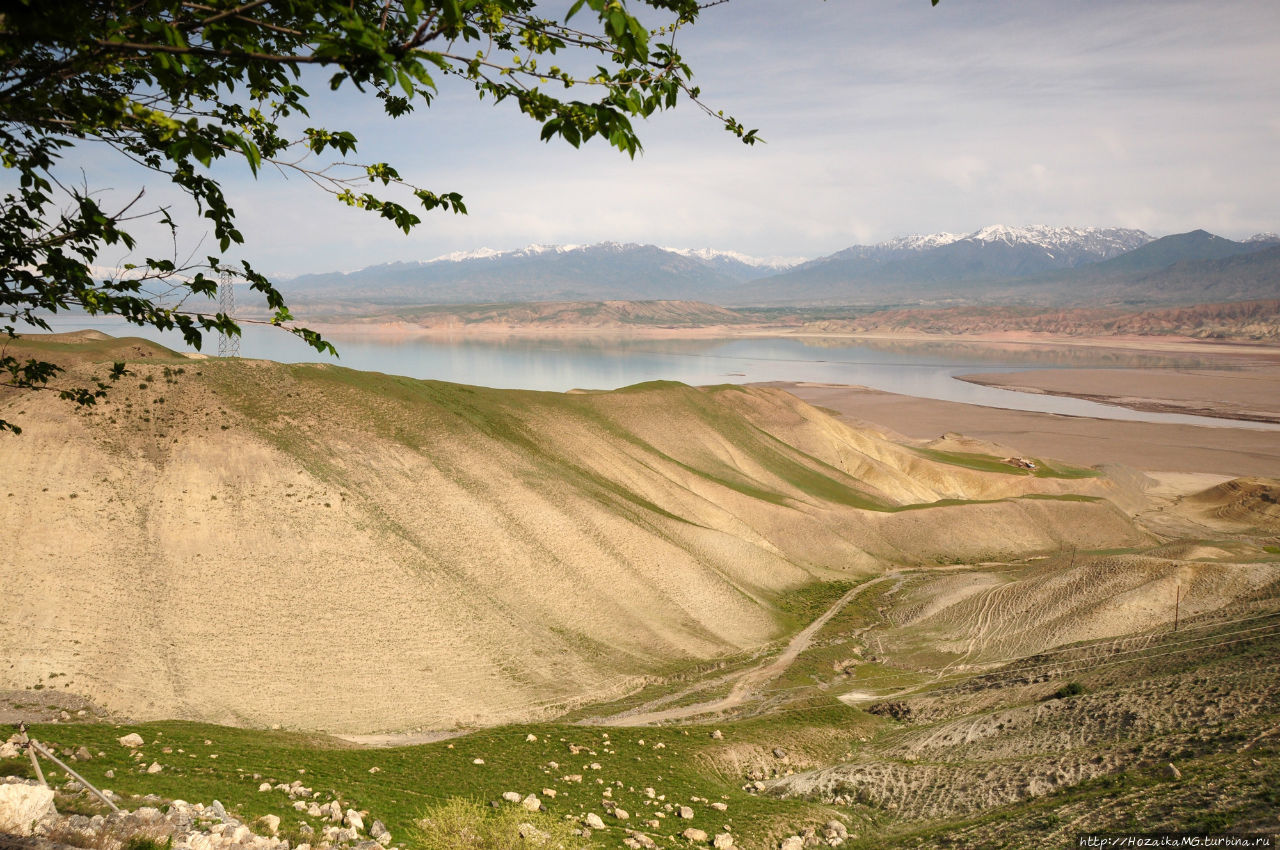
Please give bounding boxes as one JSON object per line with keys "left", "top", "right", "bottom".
{"left": 33, "top": 315, "right": 1277, "bottom": 429}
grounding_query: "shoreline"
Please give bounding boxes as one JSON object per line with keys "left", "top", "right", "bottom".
{"left": 958, "top": 365, "right": 1280, "bottom": 425}
{"left": 307, "top": 320, "right": 1280, "bottom": 359}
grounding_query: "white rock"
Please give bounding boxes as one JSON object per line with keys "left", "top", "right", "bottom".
{"left": 682, "top": 828, "right": 708, "bottom": 843}
{"left": 521, "top": 794, "right": 541, "bottom": 812}
{"left": 780, "top": 838, "right": 804, "bottom": 850}
{"left": 0, "top": 743, "right": 20, "bottom": 759}
{"left": 613, "top": 808, "right": 629, "bottom": 820}
{"left": 472, "top": 758, "right": 485, "bottom": 765}
{"left": 118, "top": 733, "right": 145, "bottom": 748}
{"left": 0, "top": 784, "right": 56, "bottom": 836}
{"left": 104, "top": 770, "right": 115, "bottom": 779}
{"left": 714, "top": 834, "right": 734, "bottom": 849}
{"left": 541, "top": 788, "right": 556, "bottom": 799}
{"left": 259, "top": 815, "right": 280, "bottom": 834}
{"left": 292, "top": 802, "right": 307, "bottom": 811}
{"left": 345, "top": 809, "right": 364, "bottom": 832}
{"left": 525, "top": 734, "right": 538, "bottom": 742}
{"left": 502, "top": 791, "right": 522, "bottom": 803}
{"left": 258, "top": 783, "right": 273, "bottom": 792}
{"left": 584, "top": 813, "right": 605, "bottom": 830}
{"left": 677, "top": 806, "right": 694, "bottom": 819}
{"left": 710, "top": 730, "right": 723, "bottom": 740}
{"left": 711, "top": 802, "right": 728, "bottom": 812}
{"left": 146, "top": 762, "right": 163, "bottom": 774}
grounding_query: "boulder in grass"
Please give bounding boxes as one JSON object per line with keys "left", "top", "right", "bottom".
{"left": 0, "top": 784, "right": 56, "bottom": 836}
{"left": 118, "top": 733, "right": 144, "bottom": 748}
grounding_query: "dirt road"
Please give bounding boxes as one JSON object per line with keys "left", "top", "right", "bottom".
{"left": 594, "top": 575, "right": 892, "bottom": 726}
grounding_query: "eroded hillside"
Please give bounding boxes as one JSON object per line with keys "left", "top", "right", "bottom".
{"left": 0, "top": 333, "right": 1149, "bottom": 733}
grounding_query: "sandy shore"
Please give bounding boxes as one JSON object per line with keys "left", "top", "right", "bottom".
{"left": 779, "top": 381, "right": 1280, "bottom": 478}
{"left": 959, "top": 365, "right": 1280, "bottom": 424}
{"left": 309, "top": 321, "right": 1280, "bottom": 357}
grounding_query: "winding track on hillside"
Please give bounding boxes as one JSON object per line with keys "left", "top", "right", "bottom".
{"left": 592, "top": 574, "right": 897, "bottom": 726}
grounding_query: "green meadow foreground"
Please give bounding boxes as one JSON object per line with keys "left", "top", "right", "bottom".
{"left": 2, "top": 331, "right": 1278, "bottom": 848}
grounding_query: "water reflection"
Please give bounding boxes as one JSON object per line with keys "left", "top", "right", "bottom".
{"left": 32, "top": 315, "right": 1272, "bottom": 429}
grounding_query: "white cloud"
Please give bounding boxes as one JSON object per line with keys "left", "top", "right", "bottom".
{"left": 22, "top": 0, "right": 1280, "bottom": 274}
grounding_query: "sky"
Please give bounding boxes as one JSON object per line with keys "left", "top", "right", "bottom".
{"left": 62, "top": 0, "right": 1280, "bottom": 276}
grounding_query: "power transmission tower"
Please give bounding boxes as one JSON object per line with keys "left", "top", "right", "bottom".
{"left": 217, "top": 269, "right": 239, "bottom": 357}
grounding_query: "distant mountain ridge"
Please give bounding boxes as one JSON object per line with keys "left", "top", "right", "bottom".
{"left": 286, "top": 226, "right": 1278, "bottom": 309}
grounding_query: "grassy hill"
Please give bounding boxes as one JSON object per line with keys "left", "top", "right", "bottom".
{"left": 3, "top": 332, "right": 1279, "bottom": 848}
{"left": 2, "top": 332, "right": 1144, "bottom": 734}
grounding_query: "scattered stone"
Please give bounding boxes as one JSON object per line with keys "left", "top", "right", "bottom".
{"left": 367, "top": 766, "right": 381, "bottom": 774}
{"left": 710, "top": 730, "right": 723, "bottom": 740}
{"left": 502, "top": 791, "right": 522, "bottom": 804}
{"left": 0, "top": 783, "right": 56, "bottom": 836}
{"left": 643, "top": 787, "right": 656, "bottom": 799}
{"left": 518, "top": 822, "right": 549, "bottom": 843}
{"left": 146, "top": 762, "right": 163, "bottom": 774}
{"left": 780, "top": 837, "right": 804, "bottom": 850}
{"left": 525, "top": 734, "right": 538, "bottom": 742}
{"left": 772, "top": 748, "right": 787, "bottom": 759}
{"left": 370, "top": 820, "right": 389, "bottom": 841}
{"left": 713, "top": 833, "right": 734, "bottom": 849}
{"left": 258, "top": 782, "right": 273, "bottom": 792}
{"left": 612, "top": 808, "right": 629, "bottom": 821}
{"left": 682, "top": 828, "right": 709, "bottom": 843}
{"left": 542, "top": 788, "right": 556, "bottom": 798}
{"left": 472, "top": 758, "right": 485, "bottom": 765}
{"left": 589, "top": 762, "right": 602, "bottom": 770}
{"left": 73, "top": 746, "right": 92, "bottom": 762}
{"left": 293, "top": 802, "right": 307, "bottom": 811}
{"left": 118, "top": 733, "right": 144, "bottom": 748}
{"left": 104, "top": 770, "right": 115, "bottom": 779}
{"left": 1165, "top": 763, "right": 1182, "bottom": 780}
{"left": 258, "top": 814, "right": 280, "bottom": 834}
{"left": 677, "top": 806, "right": 694, "bottom": 820}
{"left": 562, "top": 774, "right": 583, "bottom": 783}
{"left": 345, "top": 809, "right": 365, "bottom": 831}
{"left": 653, "top": 742, "right": 666, "bottom": 749}
{"left": 584, "top": 813, "right": 606, "bottom": 830}
{"left": 521, "top": 794, "right": 541, "bottom": 812}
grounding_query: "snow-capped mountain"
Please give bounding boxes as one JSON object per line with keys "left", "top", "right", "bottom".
{"left": 283, "top": 225, "right": 1274, "bottom": 309}
{"left": 661, "top": 246, "right": 805, "bottom": 271}
{"left": 287, "top": 242, "right": 799, "bottom": 305}
{"left": 735, "top": 225, "right": 1156, "bottom": 305}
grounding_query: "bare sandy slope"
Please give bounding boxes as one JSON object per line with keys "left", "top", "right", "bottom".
{"left": 960, "top": 364, "right": 1280, "bottom": 423}
{"left": 781, "top": 382, "right": 1280, "bottom": 477}
{"left": 0, "top": 336, "right": 1148, "bottom": 733}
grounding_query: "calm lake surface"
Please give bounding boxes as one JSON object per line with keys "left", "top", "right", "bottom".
{"left": 35, "top": 315, "right": 1275, "bottom": 429}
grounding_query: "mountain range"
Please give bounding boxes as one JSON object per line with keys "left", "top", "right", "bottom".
{"left": 284, "top": 226, "right": 1280, "bottom": 310}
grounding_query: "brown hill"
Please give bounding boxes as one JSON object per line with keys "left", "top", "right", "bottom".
{"left": 327, "top": 299, "right": 759, "bottom": 330}
{"left": 1184, "top": 477, "right": 1280, "bottom": 532}
{"left": 801, "top": 299, "right": 1280, "bottom": 342}
{"left": 0, "top": 333, "right": 1148, "bottom": 732}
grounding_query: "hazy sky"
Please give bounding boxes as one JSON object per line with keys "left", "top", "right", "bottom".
{"left": 69, "top": 0, "right": 1280, "bottom": 274}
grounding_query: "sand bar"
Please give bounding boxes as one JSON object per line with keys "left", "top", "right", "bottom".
{"left": 778, "top": 381, "right": 1280, "bottom": 478}
{"left": 959, "top": 365, "right": 1280, "bottom": 424}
